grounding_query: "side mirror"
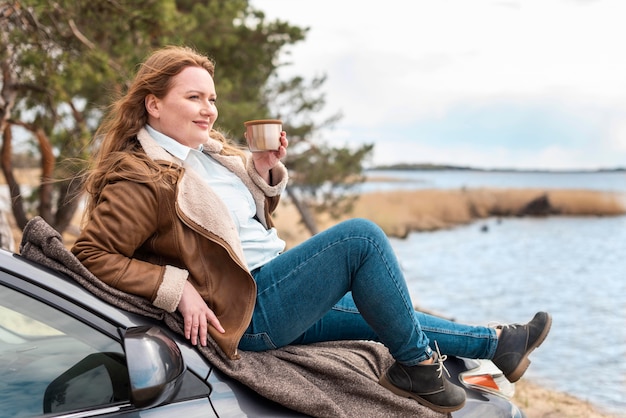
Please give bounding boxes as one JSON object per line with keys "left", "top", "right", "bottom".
{"left": 124, "top": 326, "right": 185, "bottom": 408}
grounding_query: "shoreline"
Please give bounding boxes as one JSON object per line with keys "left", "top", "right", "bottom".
{"left": 513, "top": 380, "right": 621, "bottom": 418}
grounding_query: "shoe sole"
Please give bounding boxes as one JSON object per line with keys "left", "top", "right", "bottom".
{"left": 507, "top": 312, "right": 553, "bottom": 383}
{"left": 379, "top": 374, "right": 466, "bottom": 413}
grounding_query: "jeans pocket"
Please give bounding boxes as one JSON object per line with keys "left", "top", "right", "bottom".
{"left": 238, "top": 332, "right": 277, "bottom": 351}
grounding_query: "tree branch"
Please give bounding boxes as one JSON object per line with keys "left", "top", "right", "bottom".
{"left": 67, "top": 18, "right": 95, "bottom": 50}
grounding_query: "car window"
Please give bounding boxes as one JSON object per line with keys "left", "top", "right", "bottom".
{"left": 0, "top": 284, "right": 130, "bottom": 417}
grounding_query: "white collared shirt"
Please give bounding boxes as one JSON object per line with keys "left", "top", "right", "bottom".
{"left": 145, "top": 125, "right": 285, "bottom": 270}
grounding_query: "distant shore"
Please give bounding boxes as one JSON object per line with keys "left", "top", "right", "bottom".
{"left": 368, "top": 163, "right": 626, "bottom": 173}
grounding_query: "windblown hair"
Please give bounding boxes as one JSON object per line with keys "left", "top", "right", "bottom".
{"left": 83, "top": 45, "right": 246, "bottom": 218}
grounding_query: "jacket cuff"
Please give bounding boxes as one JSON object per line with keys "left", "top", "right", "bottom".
{"left": 153, "top": 265, "right": 188, "bottom": 312}
{"left": 247, "top": 159, "right": 288, "bottom": 197}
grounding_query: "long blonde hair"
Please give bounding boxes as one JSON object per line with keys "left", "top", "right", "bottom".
{"left": 83, "top": 45, "right": 245, "bottom": 217}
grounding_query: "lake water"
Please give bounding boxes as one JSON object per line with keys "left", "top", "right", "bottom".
{"left": 372, "top": 170, "right": 625, "bottom": 416}
{"left": 362, "top": 169, "right": 626, "bottom": 193}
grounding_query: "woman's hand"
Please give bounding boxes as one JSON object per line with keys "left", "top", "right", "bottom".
{"left": 251, "top": 131, "right": 288, "bottom": 183}
{"left": 178, "top": 281, "right": 224, "bottom": 346}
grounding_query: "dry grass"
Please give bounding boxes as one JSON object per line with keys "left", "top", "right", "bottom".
{"left": 274, "top": 188, "right": 626, "bottom": 247}
{"left": 548, "top": 189, "right": 626, "bottom": 215}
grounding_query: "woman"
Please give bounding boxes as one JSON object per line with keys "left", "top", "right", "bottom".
{"left": 72, "top": 45, "right": 551, "bottom": 414}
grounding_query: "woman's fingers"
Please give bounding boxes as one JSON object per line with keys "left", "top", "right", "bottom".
{"left": 184, "top": 310, "right": 224, "bottom": 346}
{"left": 179, "top": 282, "right": 224, "bottom": 346}
{"left": 196, "top": 315, "right": 208, "bottom": 347}
{"left": 207, "top": 311, "right": 225, "bottom": 334}
{"left": 184, "top": 313, "right": 199, "bottom": 344}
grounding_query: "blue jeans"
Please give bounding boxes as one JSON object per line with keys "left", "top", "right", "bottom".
{"left": 239, "top": 218, "right": 497, "bottom": 366}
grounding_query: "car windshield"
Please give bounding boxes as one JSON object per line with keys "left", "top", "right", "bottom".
{"left": 0, "top": 305, "right": 62, "bottom": 342}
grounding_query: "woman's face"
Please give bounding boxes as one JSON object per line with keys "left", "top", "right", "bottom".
{"left": 145, "top": 66, "right": 218, "bottom": 148}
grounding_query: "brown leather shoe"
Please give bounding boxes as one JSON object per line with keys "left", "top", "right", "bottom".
{"left": 379, "top": 350, "right": 466, "bottom": 413}
{"left": 492, "top": 311, "right": 552, "bottom": 382}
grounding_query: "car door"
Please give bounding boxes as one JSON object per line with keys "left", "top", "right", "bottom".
{"left": 0, "top": 274, "right": 216, "bottom": 418}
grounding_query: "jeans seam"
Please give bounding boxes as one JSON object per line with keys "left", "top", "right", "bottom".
{"left": 357, "top": 234, "right": 419, "bottom": 336}
{"left": 331, "top": 305, "right": 360, "bottom": 313}
{"left": 241, "top": 332, "right": 278, "bottom": 350}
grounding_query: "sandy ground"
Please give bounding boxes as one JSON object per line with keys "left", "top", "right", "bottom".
{"left": 513, "top": 380, "right": 620, "bottom": 418}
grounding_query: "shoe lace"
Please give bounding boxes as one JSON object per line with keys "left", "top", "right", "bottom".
{"left": 433, "top": 340, "right": 451, "bottom": 379}
{"left": 487, "top": 321, "right": 519, "bottom": 330}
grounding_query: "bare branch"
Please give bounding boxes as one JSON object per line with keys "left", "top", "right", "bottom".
{"left": 68, "top": 18, "right": 95, "bottom": 50}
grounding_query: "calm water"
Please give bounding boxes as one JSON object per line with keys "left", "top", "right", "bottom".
{"left": 376, "top": 170, "right": 625, "bottom": 416}
{"left": 363, "top": 169, "right": 626, "bottom": 193}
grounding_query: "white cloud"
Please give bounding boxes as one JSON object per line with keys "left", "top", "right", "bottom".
{"left": 607, "top": 120, "right": 626, "bottom": 152}
{"left": 371, "top": 137, "right": 617, "bottom": 171}
{"left": 252, "top": 0, "right": 626, "bottom": 168}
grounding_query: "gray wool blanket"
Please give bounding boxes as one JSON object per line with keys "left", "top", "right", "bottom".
{"left": 19, "top": 216, "right": 445, "bottom": 418}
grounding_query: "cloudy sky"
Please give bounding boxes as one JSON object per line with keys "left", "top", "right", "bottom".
{"left": 251, "top": 0, "right": 626, "bottom": 170}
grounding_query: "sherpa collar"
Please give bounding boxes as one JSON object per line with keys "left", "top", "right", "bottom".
{"left": 136, "top": 128, "right": 247, "bottom": 263}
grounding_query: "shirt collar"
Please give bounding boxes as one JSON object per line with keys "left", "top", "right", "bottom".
{"left": 145, "top": 124, "right": 203, "bottom": 161}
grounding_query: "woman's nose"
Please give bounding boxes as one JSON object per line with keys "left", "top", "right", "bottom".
{"left": 200, "top": 104, "right": 215, "bottom": 117}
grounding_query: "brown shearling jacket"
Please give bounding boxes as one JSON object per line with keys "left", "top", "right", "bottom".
{"left": 72, "top": 128, "right": 288, "bottom": 359}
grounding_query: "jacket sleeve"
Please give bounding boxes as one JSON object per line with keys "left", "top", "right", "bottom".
{"left": 71, "top": 180, "right": 187, "bottom": 312}
{"left": 246, "top": 159, "right": 288, "bottom": 198}
{"left": 246, "top": 159, "right": 288, "bottom": 224}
